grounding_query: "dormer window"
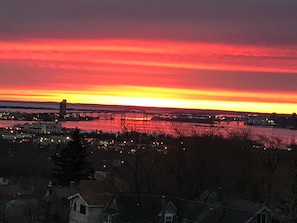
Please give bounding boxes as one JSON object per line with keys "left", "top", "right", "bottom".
{"left": 257, "top": 213, "right": 267, "bottom": 223}
{"left": 80, "top": 204, "right": 86, "bottom": 215}
{"left": 165, "top": 214, "right": 173, "bottom": 223}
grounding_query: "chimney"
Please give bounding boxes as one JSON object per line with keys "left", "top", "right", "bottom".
{"left": 70, "top": 181, "right": 75, "bottom": 187}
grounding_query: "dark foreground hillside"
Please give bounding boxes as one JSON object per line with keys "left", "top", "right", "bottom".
{"left": 1, "top": 130, "right": 297, "bottom": 222}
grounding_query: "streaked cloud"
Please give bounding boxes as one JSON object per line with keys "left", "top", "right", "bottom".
{"left": 0, "top": 1, "right": 297, "bottom": 113}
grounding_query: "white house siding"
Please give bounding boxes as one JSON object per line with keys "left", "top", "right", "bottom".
{"left": 69, "top": 195, "right": 105, "bottom": 223}
{"left": 69, "top": 197, "right": 89, "bottom": 223}
{"left": 87, "top": 207, "right": 104, "bottom": 223}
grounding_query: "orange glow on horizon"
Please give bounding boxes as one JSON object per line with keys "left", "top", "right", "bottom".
{"left": 1, "top": 86, "right": 297, "bottom": 114}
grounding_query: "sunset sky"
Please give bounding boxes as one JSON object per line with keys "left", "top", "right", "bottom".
{"left": 1, "top": 0, "right": 297, "bottom": 114}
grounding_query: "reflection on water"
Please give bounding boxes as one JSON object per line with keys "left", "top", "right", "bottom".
{"left": 1, "top": 104, "right": 296, "bottom": 144}
{"left": 1, "top": 116, "right": 296, "bottom": 144}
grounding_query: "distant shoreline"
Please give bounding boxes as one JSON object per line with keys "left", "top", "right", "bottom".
{"left": 0, "top": 100, "right": 276, "bottom": 116}
{"left": 0, "top": 106, "right": 57, "bottom": 110}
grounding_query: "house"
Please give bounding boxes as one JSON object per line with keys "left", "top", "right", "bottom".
{"left": 68, "top": 192, "right": 110, "bottom": 223}
{"left": 0, "top": 177, "right": 10, "bottom": 185}
{"left": 68, "top": 179, "right": 129, "bottom": 223}
{"left": 182, "top": 191, "right": 275, "bottom": 223}
{"left": 157, "top": 200, "right": 178, "bottom": 223}
{"left": 103, "top": 194, "right": 178, "bottom": 223}
{"left": 5, "top": 199, "right": 39, "bottom": 223}
{"left": 0, "top": 177, "right": 49, "bottom": 222}
{"left": 41, "top": 184, "right": 79, "bottom": 222}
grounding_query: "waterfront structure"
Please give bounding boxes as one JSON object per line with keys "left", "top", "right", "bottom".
{"left": 1, "top": 133, "right": 31, "bottom": 141}
{"left": 59, "top": 99, "right": 67, "bottom": 118}
{"left": 245, "top": 116, "right": 276, "bottom": 127}
{"left": 14, "top": 121, "right": 62, "bottom": 134}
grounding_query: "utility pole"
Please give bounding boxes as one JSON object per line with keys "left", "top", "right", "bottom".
{"left": 161, "top": 195, "right": 165, "bottom": 223}
{"left": 0, "top": 187, "right": 6, "bottom": 223}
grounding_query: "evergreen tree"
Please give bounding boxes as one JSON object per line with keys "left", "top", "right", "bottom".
{"left": 53, "top": 128, "right": 92, "bottom": 185}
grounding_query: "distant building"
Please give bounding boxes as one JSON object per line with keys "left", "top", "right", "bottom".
{"left": 14, "top": 122, "right": 62, "bottom": 134}
{"left": 1, "top": 133, "right": 32, "bottom": 141}
{"left": 59, "top": 99, "right": 67, "bottom": 118}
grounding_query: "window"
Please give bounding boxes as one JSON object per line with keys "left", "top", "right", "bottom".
{"left": 73, "top": 202, "right": 76, "bottom": 211}
{"left": 108, "top": 215, "right": 112, "bottom": 223}
{"left": 80, "top": 205, "right": 86, "bottom": 215}
{"left": 257, "top": 213, "right": 267, "bottom": 223}
{"left": 165, "top": 214, "right": 173, "bottom": 223}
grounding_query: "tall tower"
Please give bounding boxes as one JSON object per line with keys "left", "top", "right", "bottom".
{"left": 59, "top": 99, "right": 67, "bottom": 118}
